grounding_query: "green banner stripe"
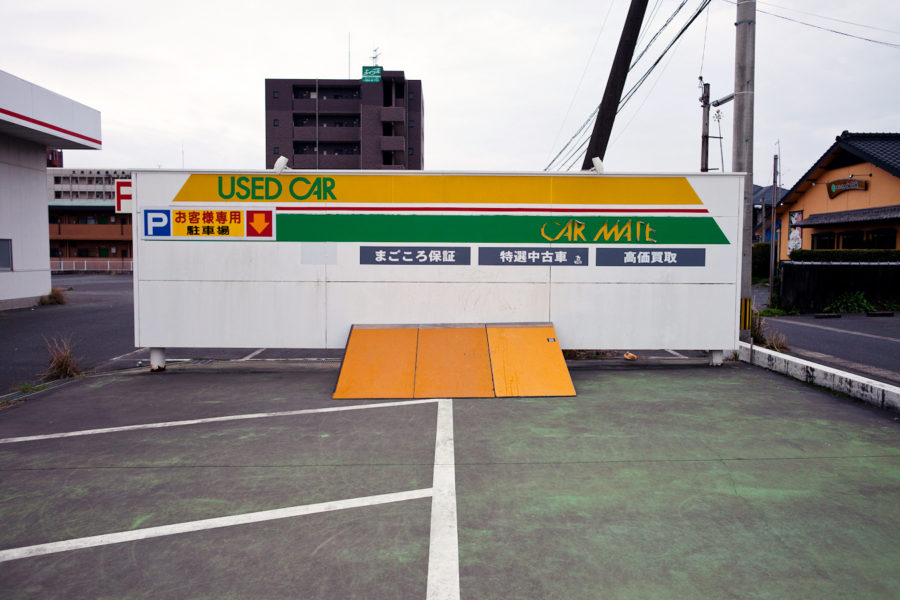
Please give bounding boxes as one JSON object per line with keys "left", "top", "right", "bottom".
{"left": 275, "top": 214, "right": 730, "bottom": 245}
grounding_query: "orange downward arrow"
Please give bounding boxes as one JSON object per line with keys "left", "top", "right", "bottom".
{"left": 249, "top": 212, "right": 270, "bottom": 234}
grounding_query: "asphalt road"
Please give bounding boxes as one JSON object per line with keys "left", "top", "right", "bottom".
{"left": 762, "top": 314, "right": 900, "bottom": 387}
{"left": 0, "top": 274, "right": 136, "bottom": 394}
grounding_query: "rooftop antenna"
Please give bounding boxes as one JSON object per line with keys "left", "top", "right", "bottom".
{"left": 371, "top": 47, "right": 381, "bottom": 66}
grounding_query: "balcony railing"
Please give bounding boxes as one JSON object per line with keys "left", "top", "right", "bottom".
{"left": 51, "top": 259, "right": 133, "bottom": 273}
{"left": 381, "top": 136, "right": 406, "bottom": 152}
{"left": 292, "top": 126, "right": 318, "bottom": 141}
{"left": 317, "top": 98, "right": 361, "bottom": 113}
{"left": 49, "top": 223, "right": 132, "bottom": 241}
{"left": 319, "top": 127, "right": 360, "bottom": 142}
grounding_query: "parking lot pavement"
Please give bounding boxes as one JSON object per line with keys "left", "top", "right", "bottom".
{"left": 0, "top": 362, "right": 898, "bottom": 599}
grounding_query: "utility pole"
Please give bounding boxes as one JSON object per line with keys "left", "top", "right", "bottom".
{"left": 700, "top": 79, "right": 710, "bottom": 172}
{"left": 581, "top": 0, "right": 650, "bottom": 170}
{"left": 701, "top": 80, "right": 733, "bottom": 172}
{"left": 769, "top": 153, "right": 779, "bottom": 307}
{"left": 732, "top": 0, "right": 756, "bottom": 340}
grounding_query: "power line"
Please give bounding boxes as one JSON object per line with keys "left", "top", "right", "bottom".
{"left": 547, "top": 0, "right": 713, "bottom": 171}
{"left": 544, "top": 0, "right": 618, "bottom": 165}
{"left": 545, "top": 107, "right": 599, "bottom": 171}
{"left": 608, "top": 31, "right": 686, "bottom": 152}
{"left": 698, "top": 0, "right": 711, "bottom": 76}
{"left": 630, "top": 0, "right": 690, "bottom": 69}
{"left": 720, "top": 0, "right": 900, "bottom": 49}
{"left": 636, "top": 0, "right": 666, "bottom": 47}
{"left": 619, "top": 0, "right": 711, "bottom": 110}
{"left": 754, "top": 0, "right": 900, "bottom": 36}
{"left": 547, "top": 0, "right": 710, "bottom": 170}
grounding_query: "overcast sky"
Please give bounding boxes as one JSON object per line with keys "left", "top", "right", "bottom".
{"left": 2, "top": 0, "right": 898, "bottom": 188}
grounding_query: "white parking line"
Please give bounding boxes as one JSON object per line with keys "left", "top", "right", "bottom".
{"left": 0, "top": 399, "right": 440, "bottom": 445}
{"left": 0, "top": 488, "right": 432, "bottom": 563}
{"left": 426, "top": 399, "right": 460, "bottom": 600}
{"left": 108, "top": 347, "right": 148, "bottom": 361}
{"left": 1, "top": 396, "right": 462, "bottom": 597}
{"left": 771, "top": 319, "right": 900, "bottom": 343}
{"left": 239, "top": 348, "right": 266, "bottom": 361}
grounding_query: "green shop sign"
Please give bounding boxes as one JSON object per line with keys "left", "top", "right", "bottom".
{"left": 276, "top": 214, "right": 730, "bottom": 245}
{"left": 362, "top": 66, "right": 382, "bottom": 82}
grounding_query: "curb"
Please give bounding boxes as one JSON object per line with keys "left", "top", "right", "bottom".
{"left": 738, "top": 342, "right": 900, "bottom": 411}
{"left": 565, "top": 358, "right": 710, "bottom": 370}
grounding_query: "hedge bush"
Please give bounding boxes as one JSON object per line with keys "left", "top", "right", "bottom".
{"left": 788, "top": 249, "right": 900, "bottom": 262}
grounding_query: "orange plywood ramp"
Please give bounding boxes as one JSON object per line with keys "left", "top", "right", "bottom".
{"left": 333, "top": 326, "right": 418, "bottom": 399}
{"left": 487, "top": 324, "right": 576, "bottom": 397}
{"left": 414, "top": 327, "right": 495, "bottom": 398}
{"left": 333, "top": 323, "right": 575, "bottom": 399}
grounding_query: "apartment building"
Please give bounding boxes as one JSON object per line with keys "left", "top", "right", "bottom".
{"left": 265, "top": 69, "right": 423, "bottom": 170}
{"left": 47, "top": 168, "right": 133, "bottom": 262}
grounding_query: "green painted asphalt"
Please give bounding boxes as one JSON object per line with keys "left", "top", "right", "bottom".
{"left": 0, "top": 362, "right": 897, "bottom": 599}
{"left": 454, "top": 367, "right": 900, "bottom": 599}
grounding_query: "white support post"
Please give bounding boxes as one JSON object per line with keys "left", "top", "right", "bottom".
{"left": 150, "top": 348, "right": 166, "bottom": 371}
{"left": 709, "top": 350, "right": 725, "bottom": 366}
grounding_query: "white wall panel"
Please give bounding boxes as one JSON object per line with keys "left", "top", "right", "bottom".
{"left": 136, "top": 281, "right": 326, "bottom": 348}
{"left": 550, "top": 283, "right": 739, "bottom": 349}
{"left": 324, "top": 282, "right": 551, "bottom": 348}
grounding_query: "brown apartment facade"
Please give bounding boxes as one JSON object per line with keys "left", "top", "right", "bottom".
{"left": 47, "top": 168, "right": 133, "bottom": 266}
{"left": 265, "top": 70, "right": 423, "bottom": 170}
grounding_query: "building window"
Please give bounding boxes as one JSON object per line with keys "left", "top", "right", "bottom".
{"left": 273, "top": 90, "right": 279, "bottom": 99}
{"left": 867, "top": 228, "right": 897, "bottom": 249}
{"left": 0, "top": 239, "right": 11, "bottom": 271}
{"left": 409, "top": 92, "right": 415, "bottom": 100}
{"left": 409, "top": 120, "right": 415, "bottom": 128}
{"left": 49, "top": 247, "right": 61, "bottom": 258}
{"left": 839, "top": 230, "right": 864, "bottom": 249}
{"left": 273, "top": 146, "right": 280, "bottom": 155}
{"left": 408, "top": 147, "right": 415, "bottom": 156}
{"left": 273, "top": 118, "right": 280, "bottom": 127}
{"left": 811, "top": 232, "right": 835, "bottom": 250}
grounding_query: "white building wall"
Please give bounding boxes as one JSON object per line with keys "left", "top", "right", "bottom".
{"left": 0, "top": 135, "right": 51, "bottom": 308}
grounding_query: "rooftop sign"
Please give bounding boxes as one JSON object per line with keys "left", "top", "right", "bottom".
{"left": 362, "top": 66, "right": 382, "bottom": 82}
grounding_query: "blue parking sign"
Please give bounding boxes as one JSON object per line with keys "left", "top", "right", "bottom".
{"left": 144, "top": 210, "right": 171, "bottom": 237}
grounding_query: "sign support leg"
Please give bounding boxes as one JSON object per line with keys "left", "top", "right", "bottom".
{"left": 150, "top": 348, "right": 166, "bottom": 372}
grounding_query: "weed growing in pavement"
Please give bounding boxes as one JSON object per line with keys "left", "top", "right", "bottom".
{"left": 750, "top": 311, "right": 767, "bottom": 344}
{"left": 38, "top": 287, "right": 67, "bottom": 305}
{"left": 751, "top": 311, "right": 790, "bottom": 352}
{"left": 766, "top": 331, "right": 788, "bottom": 352}
{"left": 43, "top": 336, "right": 81, "bottom": 380}
{"left": 15, "top": 382, "right": 48, "bottom": 393}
